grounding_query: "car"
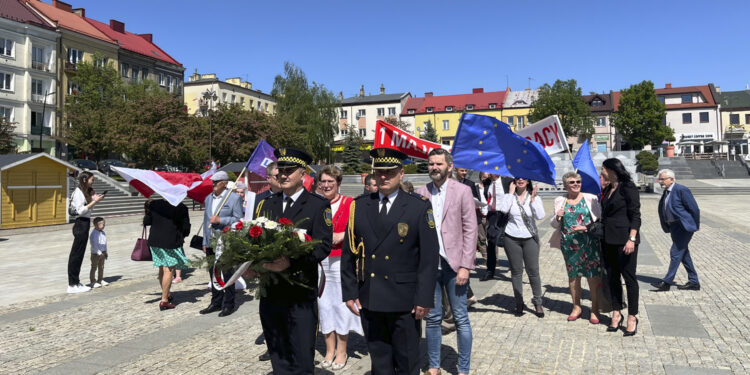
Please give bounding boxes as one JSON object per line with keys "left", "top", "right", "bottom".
{"left": 98, "top": 159, "right": 127, "bottom": 176}
{"left": 71, "top": 159, "right": 97, "bottom": 171}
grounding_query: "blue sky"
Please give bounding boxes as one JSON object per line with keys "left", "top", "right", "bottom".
{"left": 69, "top": 0, "right": 750, "bottom": 97}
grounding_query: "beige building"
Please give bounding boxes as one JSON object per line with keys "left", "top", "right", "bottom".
{"left": 184, "top": 71, "right": 275, "bottom": 116}
{"left": 335, "top": 84, "right": 410, "bottom": 147}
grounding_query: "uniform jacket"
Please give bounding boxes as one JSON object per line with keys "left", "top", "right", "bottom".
{"left": 341, "top": 190, "right": 439, "bottom": 312}
{"left": 658, "top": 183, "right": 700, "bottom": 233}
{"left": 203, "top": 190, "right": 243, "bottom": 248}
{"left": 416, "top": 179, "right": 478, "bottom": 272}
{"left": 548, "top": 193, "right": 600, "bottom": 249}
{"left": 600, "top": 181, "right": 641, "bottom": 245}
{"left": 255, "top": 189, "right": 332, "bottom": 303}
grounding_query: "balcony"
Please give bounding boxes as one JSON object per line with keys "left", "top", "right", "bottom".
{"left": 31, "top": 94, "right": 55, "bottom": 105}
{"left": 64, "top": 62, "right": 77, "bottom": 73}
{"left": 32, "top": 61, "right": 51, "bottom": 72}
{"left": 30, "top": 126, "right": 51, "bottom": 136}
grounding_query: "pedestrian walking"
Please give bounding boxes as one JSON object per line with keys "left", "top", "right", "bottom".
{"left": 88, "top": 217, "right": 109, "bottom": 288}
{"left": 67, "top": 171, "right": 104, "bottom": 294}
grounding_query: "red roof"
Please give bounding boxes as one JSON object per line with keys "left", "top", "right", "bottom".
{"left": 26, "top": 0, "right": 116, "bottom": 45}
{"left": 86, "top": 18, "right": 181, "bottom": 66}
{"left": 401, "top": 89, "right": 507, "bottom": 115}
{"left": 655, "top": 85, "right": 717, "bottom": 108}
{"left": 612, "top": 91, "right": 622, "bottom": 111}
{"left": 0, "top": 0, "right": 53, "bottom": 29}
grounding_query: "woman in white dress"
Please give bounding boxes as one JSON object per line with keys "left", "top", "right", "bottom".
{"left": 316, "top": 165, "right": 363, "bottom": 370}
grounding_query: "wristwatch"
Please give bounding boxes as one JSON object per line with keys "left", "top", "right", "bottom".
{"left": 629, "top": 236, "right": 636, "bottom": 242}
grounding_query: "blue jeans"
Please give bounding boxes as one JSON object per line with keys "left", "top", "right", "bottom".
{"left": 663, "top": 222, "right": 699, "bottom": 285}
{"left": 425, "top": 258, "right": 472, "bottom": 373}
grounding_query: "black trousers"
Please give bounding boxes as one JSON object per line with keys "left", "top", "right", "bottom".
{"left": 68, "top": 217, "right": 90, "bottom": 286}
{"left": 603, "top": 242, "right": 639, "bottom": 316}
{"left": 485, "top": 212, "right": 499, "bottom": 276}
{"left": 259, "top": 298, "right": 317, "bottom": 375}
{"left": 206, "top": 247, "right": 235, "bottom": 309}
{"left": 361, "top": 309, "right": 421, "bottom": 375}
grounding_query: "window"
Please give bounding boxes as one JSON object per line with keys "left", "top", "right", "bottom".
{"left": 167, "top": 76, "right": 173, "bottom": 92}
{"left": 388, "top": 107, "right": 396, "bottom": 116}
{"left": 359, "top": 128, "right": 367, "bottom": 137}
{"left": 466, "top": 104, "right": 474, "bottom": 110}
{"left": 356, "top": 109, "right": 366, "bottom": 118}
{"left": 407, "top": 109, "right": 415, "bottom": 114}
{"left": 0, "top": 106, "right": 12, "bottom": 121}
{"left": 31, "top": 111, "right": 43, "bottom": 128}
{"left": 377, "top": 108, "right": 385, "bottom": 116}
{"left": 506, "top": 116, "right": 514, "bottom": 126}
{"left": 0, "top": 38, "right": 13, "bottom": 57}
{"left": 658, "top": 96, "right": 665, "bottom": 104}
{"left": 592, "top": 99, "right": 604, "bottom": 107}
{"left": 442, "top": 140, "right": 451, "bottom": 146}
{"left": 31, "top": 79, "right": 43, "bottom": 98}
{"left": 265, "top": 103, "right": 268, "bottom": 112}
{"left": 257, "top": 101, "right": 262, "bottom": 110}
{"left": 95, "top": 57, "right": 108, "bottom": 68}
{"left": 681, "top": 94, "right": 692, "bottom": 104}
{"left": 158, "top": 73, "right": 165, "bottom": 86}
{"left": 141, "top": 69, "right": 148, "bottom": 81}
{"left": 442, "top": 120, "right": 449, "bottom": 130}
{"left": 67, "top": 81, "right": 79, "bottom": 95}
{"left": 682, "top": 113, "right": 692, "bottom": 124}
{"left": 596, "top": 117, "right": 606, "bottom": 127}
{"left": 231, "top": 94, "right": 236, "bottom": 103}
{"left": 699, "top": 112, "right": 709, "bottom": 123}
{"left": 32, "top": 46, "right": 45, "bottom": 70}
{"left": 67, "top": 48, "right": 83, "bottom": 64}
{"left": 426, "top": 107, "right": 433, "bottom": 113}
{"left": 222, "top": 93, "right": 227, "bottom": 102}
{"left": 597, "top": 142, "right": 607, "bottom": 153}
{"left": 240, "top": 97, "right": 245, "bottom": 106}
{"left": 0, "top": 72, "right": 12, "bottom": 91}
{"left": 121, "top": 63, "right": 129, "bottom": 77}
{"left": 340, "top": 128, "right": 348, "bottom": 136}
{"left": 746, "top": 114, "right": 750, "bottom": 125}
{"left": 340, "top": 110, "right": 348, "bottom": 119}
{"left": 489, "top": 103, "right": 497, "bottom": 109}
{"left": 423, "top": 121, "right": 430, "bottom": 130}
{"left": 446, "top": 106, "right": 453, "bottom": 112}
{"left": 730, "top": 114, "right": 740, "bottom": 125}
{"left": 131, "top": 66, "right": 139, "bottom": 82}
{"left": 517, "top": 116, "right": 525, "bottom": 128}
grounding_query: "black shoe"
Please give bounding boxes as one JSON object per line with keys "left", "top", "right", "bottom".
{"left": 651, "top": 281, "right": 671, "bottom": 292}
{"left": 199, "top": 305, "right": 221, "bottom": 314}
{"left": 623, "top": 317, "right": 639, "bottom": 337}
{"left": 533, "top": 303, "right": 544, "bottom": 318}
{"left": 259, "top": 350, "right": 271, "bottom": 361}
{"left": 607, "top": 314, "right": 623, "bottom": 332}
{"left": 513, "top": 302, "right": 524, "bottom": 316}
{"left": 480, "top": 273, "right": 494, "bottom": 281}
{"left": 218, "top": 307, "right": 234, "bottom": 317}
{"left": 677, "top": 282, "right": 700, "bottom": 291}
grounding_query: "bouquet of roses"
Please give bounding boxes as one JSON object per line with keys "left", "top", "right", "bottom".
{"left": 191, "top": 216, "right": 317, "bottom": 297}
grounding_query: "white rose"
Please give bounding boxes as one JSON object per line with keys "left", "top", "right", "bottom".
{"left": 264, "top": 221, "right": 278, "bottom": 230}
{"left": 296, "top": 231, "right": 306, "bottom": 242}
{"left": 255, "top": 216, "right": 269, "bottom": 224}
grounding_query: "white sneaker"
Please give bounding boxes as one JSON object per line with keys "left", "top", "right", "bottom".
{"left": 67, "top": 284, "right": 90, "bottom": 294}
{"left": 91, "top": 283, "right": 102, "bottom": 288}
{"left": 77, "top": 283, "right": 91, "bottom": 292}
{"left": 100, "top": 281, "right": 109, "bottom": 287}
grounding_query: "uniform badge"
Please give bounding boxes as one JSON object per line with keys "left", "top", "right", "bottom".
{"left": 279, "top": 148, "right": 287, "bottom": 156}
{"left": 324, "top": 208, "right": 332, "bottom": 227}
{"left": 397, "top": 223, "right": 408, "bottom": 243}
{"left": 426, "top": 209, "right": 435, "bottom": 229}
{"left": 377, "top": 148, "right": 386, "bottom": 157}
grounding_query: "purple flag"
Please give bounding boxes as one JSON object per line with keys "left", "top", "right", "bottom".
{"left": 245, "top": 139, "right": 276, "bottom": 178}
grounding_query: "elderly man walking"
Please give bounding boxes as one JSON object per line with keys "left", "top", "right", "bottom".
{"left": 652, "top": 169, "right": 701, "bottom": 292}
{"left": 417, "top": 148, "right": 477, "bottom": 375}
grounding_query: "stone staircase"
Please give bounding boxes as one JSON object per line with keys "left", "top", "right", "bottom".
{"left": 658, "top": 157, "right": 695, "bottom": 179}
{"left": 715, "top": 160, "right": 750, "bottom": 178}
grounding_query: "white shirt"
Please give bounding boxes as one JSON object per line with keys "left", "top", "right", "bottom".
{"left": 378, "top": 190, "right": 399, "bottom": 214}
{"left": 429, "top": 182, "right": 448, "bottom": 266}
{"left": 498, "top": 193, "right": 545, "bottom": 238}
{"left": 70, "top": 188, "right": 92, "bottom": 218}
{"left": 282, "top": 187, "right": 305, "bottom": 212}
{"left": 477, "top": 183, "right": 489, "bottom": 216}
{"left": 89, "top": 229, "right": 107, "bottom": 255}
{"left": 210, "top": 189, "right": 228, "bottom": 216}
{"left": 488, "top": 179, "right": 506, "bottom": 212}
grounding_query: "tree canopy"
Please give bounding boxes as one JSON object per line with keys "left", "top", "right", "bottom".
{"left": 0, "top": 117, "right": 17, "bottom": 154}
{"left": 529, "top": 79, "right": 593, "bottom": 140}
{"left": 422, "top": 120, "right": 438, "bottom": 142}
{"left": 611, "top": 80, "right": 670, "bottom": 149}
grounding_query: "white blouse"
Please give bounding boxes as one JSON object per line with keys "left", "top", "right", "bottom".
{"left": 70, "top": 188, "right": 92, "bottom": 218}
{"left": 498, "top": 193, "right": 545, "bottom": 239}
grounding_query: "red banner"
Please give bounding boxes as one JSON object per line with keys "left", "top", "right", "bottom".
{"left": 374, "top": 120, "right": 448, "bottom": 160}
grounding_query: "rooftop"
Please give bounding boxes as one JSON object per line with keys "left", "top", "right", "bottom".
{"left": 401, "top": 88, "right": 508, "bottom": 115}
{"left": 717, "top": 90, "right": 750, "bottom": 110}
{"left": 582, "top": 93, "right": 614, "bottom": 112}
{"left": 26, "top": 0, "right": 116, "bottom": 45}
{"left": 341, "top": 93, "right": 409, "bottom": 105}
{"left": 655, "top": 83, "right": 717, "bottom": 109}
{"left": 86, "top": 18, "right": 181, "bottom": 66}
{"left": 504, "top": 89, "right": 538, "bottom": 108}
{"left": 0, "top": 0, "right": 52, "bottom": 29}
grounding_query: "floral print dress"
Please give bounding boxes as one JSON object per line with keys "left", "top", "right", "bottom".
{"left": 560, "top": 199, "right": 603, "bottom": 278}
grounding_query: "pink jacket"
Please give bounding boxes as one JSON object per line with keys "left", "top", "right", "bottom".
{"left": 548, "top": 193, "right": 601, "bottom": 249}
{"left": 416, "top": 179, "right": 478, "bottom": 272}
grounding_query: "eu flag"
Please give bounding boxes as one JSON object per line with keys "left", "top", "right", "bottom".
{"left": 572, "top": 139, "right": 601, "bottom": 195}
{"left": 452, "top": 114, "right": 556, "bottom": 185}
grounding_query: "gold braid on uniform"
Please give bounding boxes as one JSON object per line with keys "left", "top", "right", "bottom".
{"left": 255, "top": 199, "right": 265, "bottom": 219}
{"left": 347, "top": 201, "right": 366, "bottom": 281}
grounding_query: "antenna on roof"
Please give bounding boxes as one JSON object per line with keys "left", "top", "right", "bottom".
{"left": 528, "top": 77, "right": 534, "bottom": 90}
{"left": 506, "top": 75, "right": 509, "bottom": 89}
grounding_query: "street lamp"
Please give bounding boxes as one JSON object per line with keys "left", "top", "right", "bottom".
{"left": 201, "top": 88, "right": 217, "bottom": 161}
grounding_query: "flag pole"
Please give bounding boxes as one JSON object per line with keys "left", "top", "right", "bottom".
{"left": 213, "top": 165, "right": 247, "bottom": 217}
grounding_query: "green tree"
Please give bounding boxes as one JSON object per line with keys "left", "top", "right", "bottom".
{"left": 611, "top": 80, "right": 670, "bottom": 149}
{"left": 0, "top": 117, "right": 18, "bottom": 154}
{"left": 385, "top": 116, "right": 411, "bottom": 132}
{"left": 422, "top": 120, "right": 438, "bottom": 142}
{"left": 272, "top": 62, "right": 338, "bottom": 162}
{"left": 529, "top": 79, "right": 593, "bottom": 139}
{"left": 342, "top": 125, "right": 364, "bottom": 174}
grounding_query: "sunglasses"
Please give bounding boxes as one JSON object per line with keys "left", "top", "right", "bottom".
{"left": 567, "top": 180, "right": 582, "bottom": 185}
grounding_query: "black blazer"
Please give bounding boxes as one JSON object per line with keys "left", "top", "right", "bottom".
{"left": 457, "top": 178, "right": 480, "bottom": 200}
{"left": 600, "top": 181, "right": 641, "bottom": 245}
{"left": 143, "top": 200, "right": 191, "bottom": 249}
{"left": 341, "top": 191, "right": 439, "bottom": 312}
{"left": 255, "top": 189, "right": 332, "bottom": 303}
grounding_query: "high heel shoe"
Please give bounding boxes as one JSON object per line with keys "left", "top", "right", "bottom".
{"left": 159, "top": 301, "right": 176, "bottom": 311}
{"left": 567, "top": 309, "right": 582, "bottom": 321}
{"left": 623, "top": 317, "right": 638, "bottom": 337}
{"left": 606, "top": 314, "right": 622, "bottom": 332}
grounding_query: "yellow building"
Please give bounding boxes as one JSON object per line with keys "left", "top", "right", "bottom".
{"left": 400, "top": 88, "right": 509, "bottom": 146}
{"left": 717, "top": 89, "right": 750, "bottom": 156}
{"left": 184, "top": 71, "right": 276, "bottom": 116}
{"left": 502, "top": 89, "right": 538, "bottom": 131}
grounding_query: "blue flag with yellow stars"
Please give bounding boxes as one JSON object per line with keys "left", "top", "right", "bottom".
{"left": 572, "top": 139, "right": 601, "bottom": 195}
{"left": 452, "top": 113, "right": 556, "bottom": 185}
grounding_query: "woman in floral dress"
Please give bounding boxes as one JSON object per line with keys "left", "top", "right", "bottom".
{"left": 549, "top": 172, "right": 603, "bottom": 323}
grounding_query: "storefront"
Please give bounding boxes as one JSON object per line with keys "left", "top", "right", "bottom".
{"left": 676, "top": 133, "right": 716, "bottom": 155}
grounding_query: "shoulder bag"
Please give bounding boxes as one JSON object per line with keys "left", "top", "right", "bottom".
{"left": 131, "top": 226, "right": 152, "bottom": 261}
{"left": 515, "top": 194, "right": 539, "bottom": 244}
{"left": 189, "top": 221, "right": 205, "bottom": 250}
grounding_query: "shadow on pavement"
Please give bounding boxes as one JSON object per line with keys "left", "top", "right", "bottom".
{"left": 475, "top": 293, "right": 522, "bottom": 314}
{"left": 314, "top": 332, "right": 369, "bottom": 365}
{"left": 144, "top": 287, "right": 210, "bottom": 304}
{"left": 102, "top": 275, "right": 124, "bottom": 284}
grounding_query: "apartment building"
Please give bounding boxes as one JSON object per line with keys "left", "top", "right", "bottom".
{"left": 656, "top": 83, "right": 721, "bottom": 155}
{"left": 335, "top": 84, "right": 410, "bottom": 145}
{"left": 184, "top": 71, "right": 275, "bottom": 116}
{"left": 716, "top": 88, "right": 750, "bottom": 156}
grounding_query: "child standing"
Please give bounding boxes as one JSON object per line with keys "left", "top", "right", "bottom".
{"left": 89, "top": 217, "right": 109, "bottom": 288}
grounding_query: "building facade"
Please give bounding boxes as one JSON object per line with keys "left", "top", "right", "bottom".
{"left": 717, "top": 88, "right": 750, "bottom": 156}
{"left": 582, "top": 92, "right": 619, "bottom": 152}
{"left": 656, "top": 83, "right": 722, "bottom": 155}
{"left": 1, "top": 0, "right": 59, "bottom": 154}
{"left": 183, "top": 72, "right": 275, "bottom": 117}
{"left": 502, "top": 88, "right": 538, "bottom": 131}
{"left": 400, "top": 88, "right": 508, "bottom": 146}
{"left": 335, "top": 84, "right": 410, "bottom": 146}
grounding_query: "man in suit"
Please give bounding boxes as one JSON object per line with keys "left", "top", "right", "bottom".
{"left": 253, "top": 162, "right": 281, "bottom": 216}
{"left": 454, "top": 167, "right": 480, "bottom": 200}
{"left": 252, "top": 147, "right": 332, "bottom": 374}
{"left": 652, "top": 169, "right": 701, "bottom": 291}
{"left": 362, "top": 173, "right": 378, "bottom": 196}
{"left": 342, "top": 148, "right": 439, "bottom": 375}
{"left": 199, "top": 171, "right": 244, "bottom": 317}
{"left": 417, "top": 149, "right": 477, "bottom": 375}
{"left": 482, "top": 173, "right": 513, "bottom": 281}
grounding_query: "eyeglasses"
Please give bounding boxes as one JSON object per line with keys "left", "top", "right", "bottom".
{"left": 318, "top": 180, "right": 337, "bottom": 185}
{"left": 267, "top": 174, "right": 279, "bottom": 180}
{"left": 657, "top": 177, "right": 673, "bottom": 181}
{"left": 567, "top": 180, "right": 582, "bottom": 185}
{"left": 212, "top": 180, "right": 226, "bottom": 186}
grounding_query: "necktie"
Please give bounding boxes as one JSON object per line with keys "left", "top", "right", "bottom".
{"left": 380, "top": 197, "right": 389, "bottom": 217}
{"left": 283, "top": 197, "right": 293, "bottom": 214}
{"left": 490, "top": 182, "right": 497, "bottom": 211}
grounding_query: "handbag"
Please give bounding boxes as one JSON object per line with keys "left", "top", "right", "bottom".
{"left": 189, "top": 220, "right": 204, "bottom": 250}
{"left": 131, "top": 226, "right": 152, "bottom": 261}
{"left": 586, "top": 221, "right": 604, "bottom": 239}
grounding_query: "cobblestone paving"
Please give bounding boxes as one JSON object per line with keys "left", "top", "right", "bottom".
{"left": 1, "top": 196, "right": 749, "bottom": 374}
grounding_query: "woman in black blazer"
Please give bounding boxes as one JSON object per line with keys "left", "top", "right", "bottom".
{"left": 600, "top": 158, "right": 641, "bottom": 336}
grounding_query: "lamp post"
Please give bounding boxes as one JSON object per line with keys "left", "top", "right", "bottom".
{"left": 201, "top": 88, "right": 217, "bottom": 161}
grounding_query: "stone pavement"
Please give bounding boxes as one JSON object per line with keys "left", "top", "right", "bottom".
{"left": 1, "top": 194, "right": 749, "bottom": 374}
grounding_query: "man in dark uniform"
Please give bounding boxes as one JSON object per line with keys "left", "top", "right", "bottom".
{"left": 251, "top": 147, "right": 332, "bottom": 374}
{"left": 341, "top": 148, "right": 439, "bottom": 375}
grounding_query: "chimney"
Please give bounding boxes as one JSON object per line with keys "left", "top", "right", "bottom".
{"left": 359, "top": 85, "right": 365, "bottom": 98}
{"left": 665, "top": 83, "right": 672, "bottom": 89}
{"left": 109, "top": 19, "right": 125, "bottom": 33}
{"left": 72, "top": 8, "right": 84, "bottom": 17}
{"left": 138, "top": 33, "right": 153, "bottom": 43}
{"left": 380, "top": 83, "right": 385, "bottom": 95}
{"left": 338, "top": 91, "right": 343, "bottom": 100}
{"left": 425, "top": 92, "right": 433, "bottom": 97}
{"left": 472, "top": 88, "right": 484, "bottom": 94}
{"left": 189, "top": 69, "right": 200, "bottom": 82}
{"left": 52, "top": 0, "right": 73, "bottom": 12}
{"left": 715, "top": 86, "right": 721, "bottom": 93}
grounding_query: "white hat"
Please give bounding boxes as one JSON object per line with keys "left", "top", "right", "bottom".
{"left": 210, "top": 171, "right": 229, "bottom": 181}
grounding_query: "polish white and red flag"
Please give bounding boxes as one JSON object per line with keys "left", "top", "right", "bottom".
{"left": 111, "top": 165, "right": 216, "bottom": 206}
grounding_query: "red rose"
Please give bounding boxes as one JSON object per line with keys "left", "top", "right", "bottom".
{"left": 234, "top": 221, "right": 244, "bottom": 230}
{"left": 278, "top": 217, "right": 293, "bottom": 226}
{"left": 304, "top": 233, "right": 312, "bottom": 242}
{"left": 222, "top": 226, "right": 230, "bottom": 233}
{"left": 249, "top": 226, "right": 263, "bottom": 238}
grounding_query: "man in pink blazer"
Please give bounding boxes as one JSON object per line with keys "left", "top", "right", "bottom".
{"left": 416, "top": 148, "right": 477, "bottom": 375}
